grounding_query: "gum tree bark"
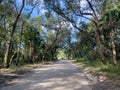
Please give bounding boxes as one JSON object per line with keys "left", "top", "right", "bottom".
{"left": 110, "top": 27, "right": 117, "bottom": 65}
{"left": 3, "top": 0, "right": 25, "bottom": 68}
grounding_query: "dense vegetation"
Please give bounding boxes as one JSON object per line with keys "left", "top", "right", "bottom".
{"left": 0, "top": 0, "right": 120, "bottom": 76}
{"left": 0, "top": 0, "right": 71, "bottom": 68}
{"left": 43, "top": 0, "right": 120, "bottom": 74}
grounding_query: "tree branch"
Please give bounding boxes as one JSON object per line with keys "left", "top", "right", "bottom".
{"left": 11, "top": 0, "right": 25, "bottom": 37}
{"left": 86, "top": 0, "right": 98, "bottom": 20}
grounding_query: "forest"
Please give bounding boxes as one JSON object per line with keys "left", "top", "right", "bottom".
{"left": 0, "top": 0, "right": 120, "bottom": 76}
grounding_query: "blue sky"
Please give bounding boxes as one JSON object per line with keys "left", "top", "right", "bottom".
{"left": 16, "top": 0, "right": 88, "bottom": 18}
{"left": 16, "top": 0, "right": 46, "bottom": 18}
{"left": 16, "top": 0, "right": 89, "bottom": 42}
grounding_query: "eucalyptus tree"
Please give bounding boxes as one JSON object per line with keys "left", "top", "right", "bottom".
{"left": 3, "top": 0, "right": 25, "bottom": 68}
{"left": 100, "top": 0, "right": 120, "bottom": 64}
{"left": 44, "top": 0, "right": 108, "bottom": 64}
{"left": 42, "top": 13, "right": 65, "bottom": 61}
{"left": 73, "top": 22, "right": 97, "bottom": 60}
{"left": 2, "top": 0, "right": 42, "bottom": 67}
{"left": 37, "top": 11, "right": 73, "bottom": 61}
{"left": 0, "top": 0, "right": 20, "bottom": 67}
{"left": 15, "top": 0, "right": 41, "bottom": 66}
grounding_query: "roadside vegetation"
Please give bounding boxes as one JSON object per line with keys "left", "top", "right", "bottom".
{"left": 74, "top": 58, "right": 120, "bottom": 79}
{"left": 43, "top": 0, "right": 120, "bottom": 80}
{"left": 0, "top": 0, "right": 72, "bottom": 69}
{"left": 0, "top": 0, "right": 120, "bottom": 82}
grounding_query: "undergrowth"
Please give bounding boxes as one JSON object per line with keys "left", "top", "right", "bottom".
{"left": 74, "top": 58, "right": 120, "bottom": 75}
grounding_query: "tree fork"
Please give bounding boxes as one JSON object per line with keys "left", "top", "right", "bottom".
{"left": 3, "top": 0, "right": 25, "bottom": 68}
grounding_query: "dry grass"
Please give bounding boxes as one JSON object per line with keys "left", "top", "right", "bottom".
{"left": 73, "top": 59, "right": 120, "bottom": 90}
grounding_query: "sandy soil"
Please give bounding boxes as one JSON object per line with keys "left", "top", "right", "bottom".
{"left": 0, "top": 60, "right": 93, "bottom": 90}
{"left": 1, "top": 60, "right": 120, "bottom": 90}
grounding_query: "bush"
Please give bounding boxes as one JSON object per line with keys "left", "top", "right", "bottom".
{"left": 100, "top": 64, "right": 120, "bottom": 74}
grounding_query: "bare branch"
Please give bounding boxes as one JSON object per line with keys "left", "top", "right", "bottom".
{"left": 11, "top": 0, "right": 25, "bottom": 37}
{"left": 86, "top": 0, "right": 98, "bottom": 20}
{"left": 13, "top": 0, "right": 18, "bottom": 14}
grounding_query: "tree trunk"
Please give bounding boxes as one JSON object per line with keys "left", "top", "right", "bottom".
{"left": 32, "top": 47, "right": 35, "bottom": 63}
{"left": 16, "top": 44, "right": 20, "bottom": 66}
{"left": 96, "top": 29, "right": 105, "bottom": 64}
{"left": 42, "top": 54, "right": 45, "bottom": 64}
{"left": 29, "top": 42, "right": 32, "bottom": 63}
{"left": 3, "top": 40, "right": 11, "bottom": 68}
{"left": 16, "top": 21, "right": 24, "bottom": 66}
{"left": 3, "top": 0, "right": 25, "bottom": 68}
{"left": 110, "top": 28, "right": 117, "bottom": 65}
{"left": 9, "top": 51, "right": 17, "bottom": 65}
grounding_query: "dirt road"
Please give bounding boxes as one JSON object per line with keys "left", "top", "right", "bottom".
{"left": 0, "top": 60, "right": 92, "bottom": 90}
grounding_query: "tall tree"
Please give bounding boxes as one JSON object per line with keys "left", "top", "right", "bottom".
{"left": 3, "top": 0, "right": 25, "bottom": 68}
{"left": 44, "top": 0, "right": 107, "bottom": 63}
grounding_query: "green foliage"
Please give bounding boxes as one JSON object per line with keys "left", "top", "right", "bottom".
{"left": 0, "top": 0, "right": 120, "bottom": 73}
{"left": 75, "top": 58, "right": 102, "bottom": 67}
{"left": 57, "top": 49, "right": 67, "bottom": 59}
{"left": 75, "top": 58, "right": 120, "bottom": 75}
{"left": 100, "top": 64, "right": 120, "bottom": 74}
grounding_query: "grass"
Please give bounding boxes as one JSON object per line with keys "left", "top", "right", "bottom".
{"left": 0, "top": 63, "right": 43, "bottom": 75}
{"left": 100, "top": 64, "right": 120, "bottom": 74}
{"left": 73, "top": 58, "right": 120, "bottom": 80}
{"left": 0, "top": 59, "right": 57, "bottom": 75}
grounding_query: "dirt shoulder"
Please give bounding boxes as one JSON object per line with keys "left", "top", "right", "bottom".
{"left": 73, "top": 60, "right": 120, "bottom": 90}
{"left": 0, "top": 60, "right": 92, "bottom": 90}
{"left": 0, "top": 61, "right": 58, "bottom": 87}
{"left": 0, "top": 63, "right": 44, "bottom": 86}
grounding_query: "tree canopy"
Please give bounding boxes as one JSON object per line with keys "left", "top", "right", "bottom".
{"left": 0, "top": 0, "right": 120, "bottom": 69}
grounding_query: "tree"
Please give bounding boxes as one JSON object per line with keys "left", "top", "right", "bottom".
{"left": 3, "top": 0, "right": 25, "bottom": 68}
{"left": 44, "top": 0, "right": 108, "bottom": 64}
{"left": 101, "top": 1, "right": 120, "bottom": 64}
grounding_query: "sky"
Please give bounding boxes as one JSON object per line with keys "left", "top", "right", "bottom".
{"left": 16, "top": 0, "right": 89, "bottom": 42}
{"left": 16, "top": 0, "right": 46, "bottom": 18}
{"left": 16, "top": 0, "right": 88, "bottom": 18}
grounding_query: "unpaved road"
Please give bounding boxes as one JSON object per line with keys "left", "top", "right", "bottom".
{"left": 0, "top": 60, "right": 93, "bottom": 90}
